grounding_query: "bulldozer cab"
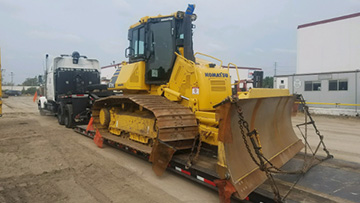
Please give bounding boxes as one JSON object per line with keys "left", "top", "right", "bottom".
{"left": 126, "top": 12, "right": 196, "bottom": 85}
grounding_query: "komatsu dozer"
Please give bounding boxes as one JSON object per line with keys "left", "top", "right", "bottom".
{"left": 92, "top": 5, "right": 304, "bottom": 200}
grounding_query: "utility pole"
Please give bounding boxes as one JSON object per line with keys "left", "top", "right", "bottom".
{"left": 273, "top": 62, "right": 277, "bottom": 89}
{"left": 274, "top": 62, "right": 277, "bottom": 76}
{"left": 10, "top": 72, "right": 14, "bottom": 90}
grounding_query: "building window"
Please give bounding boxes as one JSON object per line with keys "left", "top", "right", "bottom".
{"left": 339, "top": 80, "right": 348, "bottom": 90}
{"left": 305, "top": 81, "right": 312, "bottom": 91}
{"left": 313, "top": 82, "right": 321, "bottom": 91}
{"left": 304, "top": 81, "right": 321, "bottom": 91}
{"left": 329, "top": 80, "right": 348, "bottom": 91}
{"left": 329, "top": 80, "right": 337, "bottom": 91}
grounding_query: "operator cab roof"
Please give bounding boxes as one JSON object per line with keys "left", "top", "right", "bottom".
{"left": 129, "top": 11, "right": 197, "bottom": 29}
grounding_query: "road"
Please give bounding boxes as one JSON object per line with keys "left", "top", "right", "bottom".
{"left": 0, "top": 96, "right": 359, "bottom": 202}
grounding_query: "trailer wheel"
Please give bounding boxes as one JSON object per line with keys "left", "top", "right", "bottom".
{"left": 57, "top": 106, "right": 65, "bottom": 125}
{"left": 64, "top": 104, "right": 74, "bottom": 128}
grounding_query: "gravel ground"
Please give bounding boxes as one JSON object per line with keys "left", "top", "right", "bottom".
{"left": 0, "top": 96, "right": 359, "bottom": 202}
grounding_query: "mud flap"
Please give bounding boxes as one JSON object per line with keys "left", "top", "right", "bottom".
{"left": 150, "top": 140, "right": 176, "bottom": 176}
{"left": 218, "top": 95, "right": 304, "bottom": 199}
{"left": 94, "top": 129, "right": 104, "bottom": 148}
{"left": 86, "top": 117, "right": 94, "bottom": 133}
{"left": 214, "top": 179, "right": 237, "bottom": 203}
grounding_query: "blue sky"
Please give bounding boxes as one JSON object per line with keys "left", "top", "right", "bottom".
{"left": 1, "top": 0, "right": 360, "bottom": 84}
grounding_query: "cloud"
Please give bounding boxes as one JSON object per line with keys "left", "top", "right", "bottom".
{"left": 254, "top": 48, "right": 264, "bottom": 53}
{"left": 111, "top": 0, "right": 132, "bottom": 16}
{"left": 28, "top": 30, "right": 83, "bottom": 43}
{"left": 272, "top": 48, "right": 296, "bottom": 54}
{"left": 99, "top": 40, "right": 126, "bottom": 55}
{"left": 0, "top": 0, "right": 20, "bottom": 15}
{"left": 111, "top": 0, "right": 131, "bottom": 9}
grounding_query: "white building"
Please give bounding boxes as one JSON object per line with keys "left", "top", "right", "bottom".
{"left": 297, "top": 13, "right": 360, "bottom": 74}
{"left": 275, "top": 12, "right": 360, "bottom": 116}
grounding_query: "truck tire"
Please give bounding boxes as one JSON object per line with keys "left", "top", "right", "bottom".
{"left": 64, "top": 104, "right": 74, "bottom": 128}
{"left": 57, "top": 106, "right": 65, "bottom": 125}
{"left": 40, "top": 109, "right": 46, "bottom": 116}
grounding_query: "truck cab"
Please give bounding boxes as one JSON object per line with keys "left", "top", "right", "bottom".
{"left": 39, "top": 52, "right": 102, "bottom": 127}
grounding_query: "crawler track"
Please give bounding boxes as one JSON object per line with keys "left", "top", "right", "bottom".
{"left": 92, "top": 95, "right": 198, "bottom": 153}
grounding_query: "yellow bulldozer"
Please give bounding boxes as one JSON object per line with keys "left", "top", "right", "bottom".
{"left": 92, "top": 5, "right": 303, "bottom": 201}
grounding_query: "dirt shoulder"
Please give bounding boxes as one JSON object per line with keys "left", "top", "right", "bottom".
{"left": 0, "top": 96, "right": 219, "bottom": 203}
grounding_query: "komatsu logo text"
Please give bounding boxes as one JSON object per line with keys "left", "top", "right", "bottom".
{"left": 204, "top": 72, "right": 229, "bottom": 78}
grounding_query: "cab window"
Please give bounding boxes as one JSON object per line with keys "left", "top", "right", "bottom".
{"left": 130, "top": 27, "right": 145, "bottom": 58}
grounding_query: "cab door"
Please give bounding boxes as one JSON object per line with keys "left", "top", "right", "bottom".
{"left": 145, "top": 18, "right": 176, "bottom": 85}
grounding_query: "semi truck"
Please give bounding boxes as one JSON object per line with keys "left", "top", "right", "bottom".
{"left": 38, "top": 51, "right": 108, "bottom": 128}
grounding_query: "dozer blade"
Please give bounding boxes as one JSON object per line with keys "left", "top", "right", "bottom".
{"left": 217, "top": 95, "right": 304, "bottom": 199}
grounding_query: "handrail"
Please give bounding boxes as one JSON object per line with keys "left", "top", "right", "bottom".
{"left": 227, "top": 62, "right": 240, "bottom": 86}
{"left": 194, "top": 52, "right": 223, "bottom": 68}
{"left": 175, "top": 52, "right": 196, "bottom": 66}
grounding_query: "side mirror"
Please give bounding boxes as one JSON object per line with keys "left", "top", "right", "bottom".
{"left": 125, "top": 47, "right": 134, "bottom": 58}
{"left": 38, "top": 75, "right": 43, "bottom": 84}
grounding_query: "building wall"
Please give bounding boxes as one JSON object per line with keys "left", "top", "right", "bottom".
{"left": 297, "top": 16, "right": 360, "bottom": 74}
{"left": 274, "top": 77, "right": 289, "bottom": 89}
{"left": 275, "top": 71, "right": 360, "bottom": 112}
{"left": 2, "top": 86, "right": 39, "bottom": 91}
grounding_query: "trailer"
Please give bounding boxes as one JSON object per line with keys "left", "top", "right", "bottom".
{"left": 73, "top": 101, "right": 360, "bottom": 203}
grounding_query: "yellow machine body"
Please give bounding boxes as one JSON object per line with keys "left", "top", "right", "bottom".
{"left": 111, "top": 54, "right": 231, "bottom": 146}
{"left": 108, "top": 61, "right": 149, "bottom": 91}
{"left": 93, "top": 10, "right": 303, "bottom": 200}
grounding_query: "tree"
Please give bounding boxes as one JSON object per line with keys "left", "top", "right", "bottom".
{"left": 3, "top": 82, "right": 14, "bottom": 86}
{"left": 22, "top": 76, "right": 38, "bottom": 86}
{"left": 24, "top": 87, "right": 37, "bottom": 95}
{"left": 262, "top": 76, "right": 274, "bottom": 88}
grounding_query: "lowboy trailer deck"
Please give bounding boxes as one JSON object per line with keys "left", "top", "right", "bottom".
{"left": 73, "top": 124, "right": 360, "bottom": 203}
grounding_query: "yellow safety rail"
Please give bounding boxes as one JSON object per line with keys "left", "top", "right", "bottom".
{"left": 194, "top": 52, "right": 223, "bottom": 68}
{"left": 227, "top": 62, "right": 240, "bottom": 86}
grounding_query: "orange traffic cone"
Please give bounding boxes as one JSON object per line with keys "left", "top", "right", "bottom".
{"left": 94, "top": 129, "right": 103, "bottom": 148}
{"left": 33, "top": 91, "right": 38, "bottom": 103}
